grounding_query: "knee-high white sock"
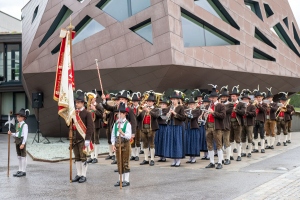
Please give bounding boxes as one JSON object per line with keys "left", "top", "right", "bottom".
{"left": 226, "top": 146, "right": 231, "bottom": 160}
{"left": 125, "top": 172, "right": 130, "bottom": 182}
{"left": 261, "top": 139, "right": 265, "bottom": 149}
{"left": 267, "top": 136, "right": 270, "bottom": 146}
{"left": 76, "top": 161, "right": 82, "bottom": 176}
{"left": 21, "top": 157, "right": 27, "bottom": 172}
{"left": 230, "top": 143, "right": 234, "bottom": 156}
{"left": 144, "top": 148, "right": 149, "bottom": 161}
{"left": 233, "top": 142, "right": 237, "bottom": 149}
{"left": 136, "top": 147, "right": 140, "bottom": 157}
{"left": 82, "top": 162, "right": 88, "bottom": 177}
{"left": 94, "top": 144, "right": 99, "bottom": 158}
{"left": 237, "top": 143, "right": 241, "bottom": 157}
{"left": 208, "top": 150, "right": 215, "bottom": 164}
{"left": 131, "top": 147, "right": 136, "bottom": 157}
{"left": 140, "top": 142, "right": 143, "bottom": 149}
{"left": 241, "top": 143, "right": 246, "bottom": 154}
{"left": 288, "top": 132, "right": 292, "bottom": 140}
{"left": 150, "top": 148, "right": 155, "bottom": 161}
{"left": 248, "top": 143, "right": 253, "bottom": 154}
{"left": 284, "top": 135, "right": 288, "bottom": 143}
{"left": 217, "top": 150, "right": 223, "bottom": 164}
{"left": 91, "top": 144, "right": 95, "bottom": 159}
{"left": 108, "top": 144, "right": 113, "bottom": 156}
{"left": 18, "top": 156, "right": 22, "bottom": 171}
{"left": 277, "top": 134, "right": 281, "bottom": 143}
{"left": 254, "top": 139, "right": 258, "bottom": 150}
{"left": 270, "top": 137, "right": 275, "bottom": 146}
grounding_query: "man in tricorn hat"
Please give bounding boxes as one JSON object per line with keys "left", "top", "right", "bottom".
{"left": 130, "top": 92, "right": 142, "bottom": 161}
{"left": 264, "top": 87, "right": 278, "bottom": 150}
{"left": 72, "top": 90, "right": 94, "bottom": 183}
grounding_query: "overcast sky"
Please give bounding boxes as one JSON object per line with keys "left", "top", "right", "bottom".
{"left": 0, "top": 0, "right": 300, "bottom": 24}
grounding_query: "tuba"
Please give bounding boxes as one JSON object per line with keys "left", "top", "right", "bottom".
{"left": 138, "top": 92, "right": 150, "bottom": 112}
{"left": 155, "top": 92, "right": 164, "bottom": 105}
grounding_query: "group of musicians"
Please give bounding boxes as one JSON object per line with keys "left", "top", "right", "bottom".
{"left": 71, "top": 85, "right": 295, "bottom": 186}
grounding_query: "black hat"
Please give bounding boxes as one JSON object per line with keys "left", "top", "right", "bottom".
{"left": 116, "top": 90, "right": 131, "bottom": 100}
{"left": 230, "top": 85, "right": 240, "bottom": 95}
{"left": 261, "top": 92, "right": 266, "bottom": 99}
{"left": 192, "top": 89, "right": 203, "bottom": 98}
{"left": 253, "top": 85, "right": 263, "bottom": 97}
{"left": 266, "top": 87, "right": 273, "bottom": 98}
{"left": 15, "top": 108, "right": 30, "bottom": 118}
{"left": 159, "top": 96, "right": 169, "bottom": 104}
{"left": 220, "top": 85, "right": 229, "bottom": 97}
{"left": 170, "top": 90, "right": 184, "bottom": 99}
{"left": 115, "top": 102, "right": 128, "bottom": 113}
{"left": 278, "top": 92, "right": 288, "bottom": 101}
{"left": 75, "top": 90, "right": 86, "bottom": 102}
{"left": 241, "top": 89, "right": 252, "bottom": 100}
{"left": 131, "top": 92, "right": 141, "bottom": 101}
{"left": 187, "top": 96, "right": 196, "bottom": 104}
{"left": 146, "top": 90, "right": 156, "bottom": 102}
{"left": 202, "top": 94, "right": 211, "bottom": 103}
{"left": 208, "top": 84, "right": 218, "bottom": 97}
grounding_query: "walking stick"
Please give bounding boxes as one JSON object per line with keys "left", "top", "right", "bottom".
{"left": 69, "top": 120, "right": 73, "bottom": 183}
{"left": 95, "top": 59, "right": 104, "bottom": 95}
{"left": 118, "top": 111, "right": 122, "bottom": 189}
{"left": 7, "top": 134, "right": 10, "bottom": 177}
{"left": 5, "top": 112, "right": 14, "bottom": 177}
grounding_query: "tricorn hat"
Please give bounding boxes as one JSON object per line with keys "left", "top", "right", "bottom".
{"left": 131, "top": 92, "right": 141, "bottom": 101}
{"left": 230, "top": 85, "right": 240, "bottom": 95}
{"left": 208, "top": 84, "right": 218, "bottom": 97}
{"left": 192, "top": 89, "right": 203, "bottom": 98}
{"left": 15, "top": 108, "right": 30, "bottom": 118}
{"left": 241, "top": 89, "right": 252, "bottom": 100}
{"left": 187, "top": 96, "right": 196, "bottom": 104}
{"left": 254, "top": 85, "right": 263, "bottom": 97}
{"left": 146, "top": 90, "right": 156, "bottom": 102}
{"left": 220, "top": 85, "right": 229, "bottom": 97}
{"left": 75, "top": 89, "right": 86, "bottom": 102}
{"left": 159, "top": 95, "right": 170, "bottom": 104}
{"left": 278, "top": 92, "right": 288, "bottom": 101}
{"left": 116, "top": 90, "right": 131, "bottom": 101}
{"left": 266, "top": 87, "right": 273, "bottom": 98}
{"left": 202, "top": 94, "right": 211, "bottom": 103}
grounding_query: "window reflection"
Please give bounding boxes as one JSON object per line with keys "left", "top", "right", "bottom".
{"left": 0, "top": 44, "right": 4, "bottom": 79}
{"left": 73, "top": 19, "right": 105, "bottom": 44}
{"left": 133, "top": 22, "right": 153, "bottom": 43}
{"left": 7, "top": 44, "right": 20, "bottom": 82}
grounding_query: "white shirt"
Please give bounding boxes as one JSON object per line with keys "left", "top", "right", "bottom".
{"left": 111, "top": 118, "right": 132, "bottom": 145}
{"left": 12, "top": 121, "right": 28, "bottom": 145}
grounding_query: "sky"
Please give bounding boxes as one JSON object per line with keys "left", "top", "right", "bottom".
{"left": 0, "top": 0, "right": 299, "bottom": 24}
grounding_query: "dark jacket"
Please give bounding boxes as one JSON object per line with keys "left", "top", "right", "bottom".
{"left": 131, "top": 105, "right": 142, "bottom": 130}
{"left": 224, "top": 103, "right": 234, "bottom": 131}
{"left": 290, "top": 105, "right": 295, "bottom": 120}
{"left": 243, "top": 104, "right": 256, "bottom": 126}
{"left": 266, "top": 102, "right": 278, "bottom": 120}
{"left": 157, "top": 107, "right": 170, "bottom": 125}
{"left": 93, "top": 104, "right": 103, "bottom": 129}
{"left": 75, "top": 109, "right": 94, "bottom": 141}
{"left": 255, "top": 102, "right": 267, "bottom": 122}
{"left": 102, "top": 102, "right": 137, "bottom": 134}
{"left": 169, "top": 105, "right": 186, "bottom": 125}
{"left": 232, "top": 102, "right": 246, "bottom": 126}
{"left": 137, "top": 107, "right": 160, "bottom": 131}
{"left": 206, "top": 103, "right": 226, "bottom": 130}
{"left": 185, "top": 109, "right": 200, "bottom": 129}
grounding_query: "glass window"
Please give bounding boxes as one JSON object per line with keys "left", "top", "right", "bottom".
{"left": 2, "top": 93, "right": 13, "bottom": 115}
{"left": 264, "top": 4, "right": 274, "bottom": 18}
{"left": 100, "top": 0, "right": 129, "bottom": 22}
{"left": 204, "top": 26, "right": 234, "bottom": 46}
{"left": 6, "top": 44, "right": 20, "bottom": 82}
{"left": 15, "top": 93, "right": 26, "bottom": 113}
{"left": 132, "top": 22, "right": 153, "bottom": 44}
{"left": 32, "top": 5, "right": 39, "bottom": 23}
{"left": 253, "top": 48, "right": 275, "bottom": 61}
{"left": 244, "top": 1, "right": 263, "bottom": 21}
{"left": 292, "top": 23, "right": 300, "bottom": 46}
{"left": 73, "top": 19, "right": 105, "bottom": 44}
{"left": 0, "top": 44, "right": 4, "bottom": 79}
{"left": 131, "top": 0, "right": 151, "bottom": 15}
{"left": 181, "top": 14, "right": 205, "bottom": 47}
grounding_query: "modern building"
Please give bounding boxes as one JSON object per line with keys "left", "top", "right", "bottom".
{"left": 22, "top": 0, "right": 300, "bottom": 136}
{"left": 0, "top": 11, "right": 21, "bottom": 33}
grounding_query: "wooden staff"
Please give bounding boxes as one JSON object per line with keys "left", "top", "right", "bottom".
{"left": 118, "top": 111, "right": 122, "bottom": 189}
{"left": 69, "top": 121, "right": 73, "bottom": 183}
{"left": 7, "top": 134, "right": 10, "bottom": 177}
{"left": 95, "top": 59, "right": 104, "bottom": 95}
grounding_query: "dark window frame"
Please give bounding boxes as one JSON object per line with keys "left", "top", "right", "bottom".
{"left": 254, "top": 27, "right": 276, "bottom": 49}
{"left": 283, "top": 17, "right": 289, "bottom": 29}
{"left": 129, "top": 18, "right": 153, "bottom": 44}
{"left": 292, "top": 22, "right": 300, "bottom": 47}
{"left": 32, "top": 5, "right": 39, "bottom": 23}
{"left": 244, "top": 0, "right": 263, "bottom": 21}
{"left": 263, "top": 3, "right": 274, "bottom": 18}
{"left": 253, "top": 47, "right": 276, "bottom": 61}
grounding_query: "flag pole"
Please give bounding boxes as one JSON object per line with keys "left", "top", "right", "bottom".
{"left": 95, "top": 59, "right": 104, "bottom": 95}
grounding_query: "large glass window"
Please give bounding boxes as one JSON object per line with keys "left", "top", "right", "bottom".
{"left": 292, "top": 23, "right": 300, "bottom": 46}
{"left": 131, "top": 21, "right": 153, "bottom": 44}
{"left": 181, "top": 13, "right": 236, "bottom": 47}
{"left": 244, "top": 1, "right": 263, "bottom": 21}
{"left": 6, "top": 44, "right": 20, "bottom": 82}
{"left": 263, "top": 3, "right": 274, "bottom": 18}
{"left": 32, "top": 5, "right": 39, "bottom": 23}
{"left": 1, "top": 93, "right": 13, "bottom": 115}
{"left": 96, "top": 0, "right": 150, "bottom": 21}
{"left": 73, "top": 19, "right": 105, "bottom": 44}
{"left": 15, "top": 93, "right": 26, "bottom": 114}
{"left": 0, "top": 44, "right": 4, "bottom": 80}
{"left": 254, "top": 27, "right": 276, "bottom": 49}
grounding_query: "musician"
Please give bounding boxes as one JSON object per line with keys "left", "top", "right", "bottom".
{"left": 200, "top": 94, "right": 210, "bottom": 160}
{"left": 155, "top": 96, "right": 170, "bottom": 162}
{"left": 229, "top": 85, "right": 246, "bottom": 161}
{"left": 264, "top": 88, "right": 278, "bottom": 150}
{"left": 112, "top": 102, "right": 132, "bottom": 187}
{"left": 276, "top": 92, "right": 292, "bottom": 146}
{"left": 205, "top": 85, "right": 226, "bottom": 170}
{"left": 193, "top": 89, "right": 204, "bottom": 108}
{"left": 184, "top": 96, "right": 201, "bottom": 163}
{"left": 287, "top": 105, "right": 295, "bottom": 143}
{"left": 138, "top": 91, "right": 160, "bottom": 166}
{"left": 72, "top": 90, "right": 94, "bottom": 183}
{"left": 240, "top": 90, "right": 256, "bottom": 158}
{"left": 130, "top": 92, "right": 142, "bottom": 161}
{"left": 219, "top": 86, "right": 233, "bottom": 165}
{"left": 163, "top": 90, "right": 186, "bottom": 167}
{"left": 252, "top": 89, "right": 267, "bottom": 153}
{"left": 86, "top": 90, "right": 103, "bottom": 164}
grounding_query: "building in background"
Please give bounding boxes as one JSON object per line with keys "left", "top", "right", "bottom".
{"left": 0, "top": 10, "right": 36, "bottom": 133}
{"left": 22, "top": 0, "right": 300, "bottom": 137}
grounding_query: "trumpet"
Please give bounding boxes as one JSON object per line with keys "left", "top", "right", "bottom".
{"left": 198, "top": 102, "right": 212, "bottom": 125}
{"left": 165, "top": 103, "right": 174, "bottom": 124}
{"left": 185, "top": 108, "right": 193, "bottom": 119}
{"left": 276, "top": 99, "right": 290, "bottom": 118}
{"left": 138, "top": 92, "right": 150, "bottom": 112}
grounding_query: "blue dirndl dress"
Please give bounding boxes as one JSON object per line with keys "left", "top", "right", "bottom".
{"left": 155, "top": 124, "right": 168, "bottom": 157}
{"left": 162, "top": 120, "right": 185, "bottom": 159}
{"left": 199, "top": 122, "right": 208, "bottom": 151}
{"left": 185, "top": 122, "right": 201, "bottom": 156}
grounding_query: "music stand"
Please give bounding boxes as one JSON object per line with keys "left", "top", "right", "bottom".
{"left": 32, "top": 108, "right": 50, "bottom": 144}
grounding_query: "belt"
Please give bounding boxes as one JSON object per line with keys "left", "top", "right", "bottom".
{"left": 116, "top": 137, "right": 129, "bottom": 143}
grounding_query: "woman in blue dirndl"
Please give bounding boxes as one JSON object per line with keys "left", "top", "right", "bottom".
{"left": 163, "top": 91, "right": 186, "bottom": 167}
{"left": 185, "top": 96, "right": 201, "bottom": 163}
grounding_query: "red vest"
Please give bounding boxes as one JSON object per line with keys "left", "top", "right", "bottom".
{"left": 231, "top": 103, "right": 237, "bottom": 118}
{"left": 207, "top": 104, "right": 215, "bottom": 123}
{"left": 143, "top": 115, "right": 151, "bottom": 124}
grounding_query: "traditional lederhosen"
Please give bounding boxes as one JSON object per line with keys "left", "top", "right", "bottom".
{"left": 253, "top": 102, "right": 267, "bottom": 152}
{"left": 130, "top": 105, "right": 141, "bottom": 156}
{"left": 223, "top": 102, "right": 233, "bottom": 164}
{"left": 276, "top": 104, "right": 292, "bottom": 145}
{"left": 264, "top": 102, "right": 278, "bottom": 148}
{"left": 14, "top": 122, "right": 28, "bottom": 157}
{"left": 241, "top": 103, "right": 256, "bottom": 156}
